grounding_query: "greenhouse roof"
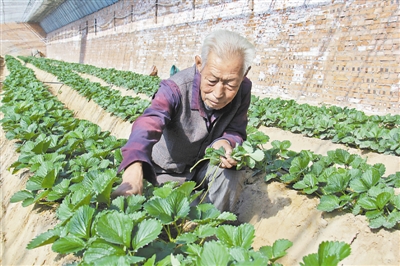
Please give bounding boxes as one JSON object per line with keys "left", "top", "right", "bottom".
{"left": 1, "top": 0, "right": 119, "bottom": 33}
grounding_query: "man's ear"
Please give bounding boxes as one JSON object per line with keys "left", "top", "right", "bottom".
{"left": 195, "top": 55, "right": 202, "bottom": 72}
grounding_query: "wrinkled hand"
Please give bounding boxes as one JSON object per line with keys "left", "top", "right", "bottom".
{"left": 212, "top": 139, "right": 237, "bottom": 169}
{"left": 111, "top": 162, "right": 143, "bottom": 198}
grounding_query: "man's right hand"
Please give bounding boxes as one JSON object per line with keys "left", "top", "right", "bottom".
{"left": 111, "top": 162, "right": 143, "bottom": 198}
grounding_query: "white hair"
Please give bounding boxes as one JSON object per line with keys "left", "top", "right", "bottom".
{"left": 200, "top": 29, "right": 255, "bottom": 76}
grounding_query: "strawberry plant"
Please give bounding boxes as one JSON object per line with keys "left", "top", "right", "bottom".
{"left": 19, "top": 56, "right": 150, "bottom": 122}
{"left": 300, "top": 241, "right": 351, "bottom": 266}
{"left": 2, "top": 55, "right": 354, "bottom": 265}
{"left": 23, "top": 57, "right": 400, "bottom": 156}
{"left": 23, "top": 56, "right": 160, "bottom": 97}
{"left": 262, "top": 139, "right": 400, "bottom": 229}
{"left": 249, "top": 95, "right": 400, "bottom": 155}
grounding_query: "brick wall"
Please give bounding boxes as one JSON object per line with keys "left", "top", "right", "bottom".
{"left": 45, "top": 0, "right": 400, "bottom": 115}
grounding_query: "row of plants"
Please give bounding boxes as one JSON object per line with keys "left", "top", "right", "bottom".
{"left": 25, "top": 56, "right": 160, "bottom": 97}
{"left": 23, "top": 56, "right": 400, "bottom": 156}
{"left": 2, "top": 55, "right": 352, "bottom": 265}
{"left": 200, "top": 127, "right": 400, "bottom": 230}
{"left": 19, "top": 56, "right": 150, "bottom": 122}
{"left": 18, "top": 55, "right": 400, "bottom": 230}
{"left": 248, "top": 96, "right": 400, "bottom": 155}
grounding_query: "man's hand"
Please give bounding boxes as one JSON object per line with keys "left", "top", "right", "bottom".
{"left": 212, "top": 139, "right": 237, "bottom": 169}
{"left": 111, "top": 162, "right": 144, "bottom": 198}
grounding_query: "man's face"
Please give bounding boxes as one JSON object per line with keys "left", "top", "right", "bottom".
{"left": 196, "top": 52, "right": 244, "bottom": 110}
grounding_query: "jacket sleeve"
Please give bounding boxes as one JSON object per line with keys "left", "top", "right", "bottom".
{"left": 118, "top": 80, "right": 181, "bottom": 182}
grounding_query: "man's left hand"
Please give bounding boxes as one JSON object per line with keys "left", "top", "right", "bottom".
{"left": 211, "top": 139, "right": 237, "bottom": 169}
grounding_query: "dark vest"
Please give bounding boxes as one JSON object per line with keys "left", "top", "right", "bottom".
{"left": 151, "top": 66, "right": 244, "bottom": 174}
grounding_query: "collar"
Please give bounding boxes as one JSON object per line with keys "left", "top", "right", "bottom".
{"left": 191, "top": 66, "right": 208, "bottom": 117}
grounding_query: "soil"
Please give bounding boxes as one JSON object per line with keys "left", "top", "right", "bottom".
{"left": 1, "top": 63, "right": 399, "bottom": 265}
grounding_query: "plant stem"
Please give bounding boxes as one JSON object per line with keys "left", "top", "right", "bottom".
{"left": 164, "top": 225, "right": 173, "bottom": 242}
{"left": 190, "top": 158, "right": 209, "bottom": 172}
{"left": 198, "top": 163, "right": 221, "bottom": 204}
{"left": 193, "top": 163, "right": 214, "bottom": 190}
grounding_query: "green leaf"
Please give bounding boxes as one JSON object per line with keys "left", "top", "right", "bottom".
{"left": 392, "top": 194, "right": 400, "bottom": 210}
{"left": 195, "top": 224, "right": 217, "bottom": 239}
{"left": 83, "top": 169, "right": 116, "bottom": 205}
{"left": 83, "top": 239, "right": 126, "bottom": 264}
{"left": 376, "top": 192, "right": 392, "bottom": 210}
{"left": 334, "top": 149, "right": 354, "bottom": 165}
{"left": 67, "top": 205, "right": 95, "bottom": 240}
{"left": 143, "top": 255, "right": 156, "bottom": 266}
{"left": 293, "top": 174, "right": 317, "bottom": 191}
{"left": 125, "top": 194, "right": 146, "bottom": 214}
{"left": 135, "top": 241, "right": 175, "bottom": 262}
{"left": 196, "top": 241, "right": 230, "bottom": 266}
{"left": 22, "top": 197, "right": 35, "bottom": 207}
{"left": 32, "top": 138, "right": 52, "bottom": 154}
{"left": 365, "top": 210, "right": 383, "bottom": 220}
{"left": 131, "top": 219, "right": 162, "bottom": 251}
{"left": 189, "top": 203, "right": 220, "bottom": 223}
{"left": 153, "top": 186, "right": 173, "bottom": 198}
{"left": 362, "top": 169, "right": 381, "bottom": 188}
{"left": 369, "top": 216, "right": 385, "bottom": 229}
{"left": 317, "top": 195, "right": 340, "bottom": 212}
{"left": 27, "top": 227, "right": 61, "bottom": 249}
{"left": 96, "top": 211, "right": 134, "bottom": 247}
{"left": 144, "top": 190, "right": 190, "bottom": 224}
{"left": 300, "top": 241, "right": 351, "bottom": 266}
{"left": 33, "top": 189, "right": 50, "bottom": 204}
{"left": 229, "top": 247, "right": 251, "bottom": 263}
{"left": 358, "top": 197, "right": 377, "bottom": 211}
{"left": 372, "top": 163, "right": 386, "bottom": 176}
{"left": 176, "top": 232, "right": 198, "bottom": 244}
{"left": 52, "top": 235, "right": 86, "bottom": 254}
{"left": 385, "top": 211, "right": 400, "bottom": 229}
{"left": 37, "top": 162, "right": 58, "bottom": 188}
{"left": 250, "top": 149, "right": 265, "bottom": 162}
{"left": 289, "top": 156, "right": 310, "bottom": 175}
{"left": 10, "top": 190, "right": 34, "bottom": 203}
{"left": 47, "top": 179, "right": 70, "bottom": 201}
{"left": 324, "top": 172, "right": 350, "bottom": 194}
{"left": 217, "top": 211, "right": 237, "bottom": 221}
{"left": 110, "top": 196, "right": 125, "bottom": 212}
{"left": 259, "top": 239, "right": 293, "bottom": 262}
{"left": 70, "top": 187, "right": 92, "bottom": 208}
{"left": 349, "top": 179, "right": 369, "bottom": 194}
{"left": 216, "top": 223, "right": 254, "bottom": 249}
{"left": 175, "top": 181, "right": 196, "bottom": 197}
{"left": 56, "top": 197, "right": 74, "bottom": 222}
{"left": 319, "top": 241, "right": 351, "bottom": 264}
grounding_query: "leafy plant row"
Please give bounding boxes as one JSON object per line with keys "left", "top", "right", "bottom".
{"left": 199, "top": 127, "right": 400, "bottom": 230}
{"left": 19, "top": 56, "right": 150, "bottom": 122}
{"left": 23, "top": 56, "right": 400, "bottom": 156}
{"left": 18, "top": 55, "right": 400, "bottom": 229}
{"left": 25, "top": 56, "right": 160, "bottom": 97}
{"left": 2, "top": 55, "right": 353, "bottom": 265}
{"left": 248, "top": 96, "right": 400, "bottom": 155}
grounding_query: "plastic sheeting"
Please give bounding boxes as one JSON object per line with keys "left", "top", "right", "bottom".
{"left": 0, "top": 0, "right": 44, "bottom": 23}
{"left": 39, "top": 0, "right": 119, "bottom": 33}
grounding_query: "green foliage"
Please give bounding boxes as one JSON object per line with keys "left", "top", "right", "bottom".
{"left": 7, "top": 54, "right": 400, "bottom": 265}
{"left": 248, "top": 95, "right": 400, "bottom": 155}
{"left": 300, "top": 241, "right": 351, "bottom": 266}
{"left": 19, "top": 56, "right": 150, "bottom": 122}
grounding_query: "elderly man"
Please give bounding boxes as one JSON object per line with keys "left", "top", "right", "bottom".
{"left": 113, "top": 29, "right": 256, "bottom": 212}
